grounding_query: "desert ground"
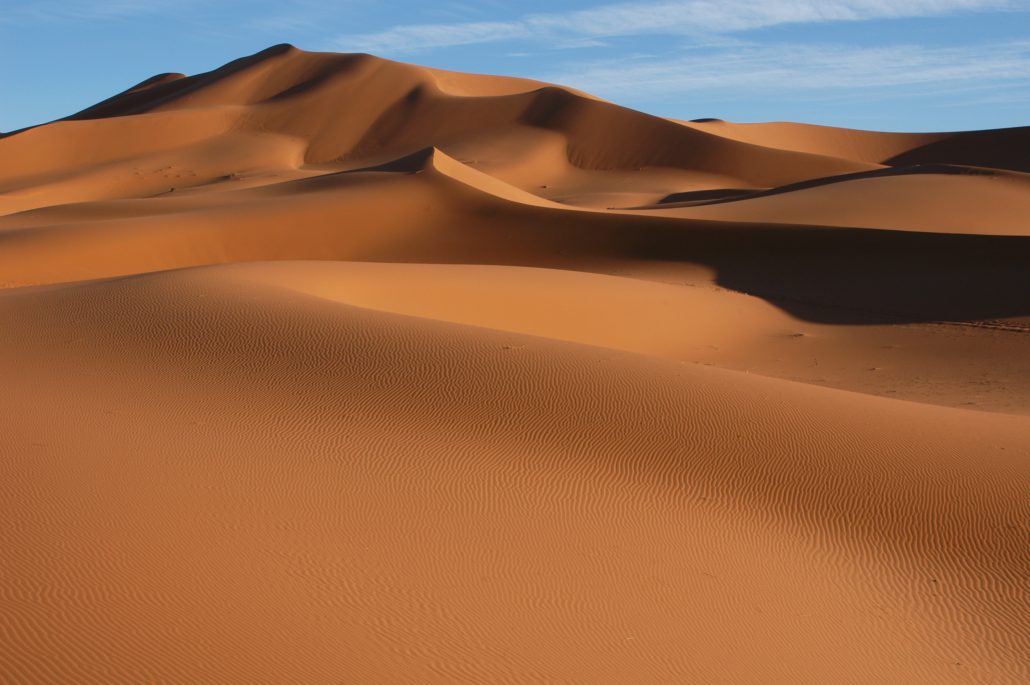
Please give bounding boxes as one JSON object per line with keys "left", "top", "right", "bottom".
{"left": 1, "top": 44, "right": 1028, "bottom": 683}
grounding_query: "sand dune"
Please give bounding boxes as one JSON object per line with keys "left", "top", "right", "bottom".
{"left": 635, "top": 165, "right": 1030, "bottom": 235}
{"left": 678, "top": 118, "right": 943, "bottom": 163}
{"left": 1, "top": 45, "right": 1028, "bottom": 683}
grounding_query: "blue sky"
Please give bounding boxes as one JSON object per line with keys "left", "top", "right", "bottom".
{"left": 2, "top": 0, "right": 1028, "bottom": 133}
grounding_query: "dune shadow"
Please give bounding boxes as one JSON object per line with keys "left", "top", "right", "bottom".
{"left": 652, "top": 164, "right": 999, "bottom": 209}
{"left": 887, "top": 126, "right": 1030, "bottom": 174}
{"left": 466, "top": 205, "right": 1030, "bottom": 325}
{"left": 621, "top": 222, "right": 1030, "bottom": 325}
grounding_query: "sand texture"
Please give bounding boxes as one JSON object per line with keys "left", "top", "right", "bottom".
{"left": 1, "top": 45, "right": 1028, "bottom": 684}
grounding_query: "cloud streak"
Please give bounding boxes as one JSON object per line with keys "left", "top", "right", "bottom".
{"left": 539, "top": 40, "right": 1030, "bottom": 102}
{"left": 336, "top": 0, "right": 1023, "bottom": 53}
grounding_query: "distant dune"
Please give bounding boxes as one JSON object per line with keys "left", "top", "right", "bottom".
{"left": 1, "top": 44, "right": 1027, "bottom": 684}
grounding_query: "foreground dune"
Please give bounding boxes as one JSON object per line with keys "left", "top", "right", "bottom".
{"left": 1, "top": 45, "right": 1028, "bottom": 683}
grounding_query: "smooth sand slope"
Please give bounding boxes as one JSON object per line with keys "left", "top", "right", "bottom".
{"left": 1, "top": 45, "right": 1028, "bottom": 683}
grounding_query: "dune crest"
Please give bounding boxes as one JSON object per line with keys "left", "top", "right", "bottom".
{"left": 1, "top": 45, "right": 1028, "bottom": 684}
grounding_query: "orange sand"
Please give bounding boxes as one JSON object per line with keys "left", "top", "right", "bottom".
{"left": 1, "top": 45, "right": 1028, "bottom": 683}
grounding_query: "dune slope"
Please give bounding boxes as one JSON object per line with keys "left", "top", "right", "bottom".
{"left": 2, "top": 265, "right": 1028, "bottom": 684}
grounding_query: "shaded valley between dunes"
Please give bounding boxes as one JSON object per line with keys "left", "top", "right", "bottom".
{"left": 1, "top": 44, "right": 1028, "bottom": 684}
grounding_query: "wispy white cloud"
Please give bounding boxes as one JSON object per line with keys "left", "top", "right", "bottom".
{"left": 539, "top": 40, "right": 1030, "bottom": 101}
{"left": 336, "top": 0, "right": 1024, "bottom": 53}
{"left": 345, "top": 20, "right": 532, "bottom": 52}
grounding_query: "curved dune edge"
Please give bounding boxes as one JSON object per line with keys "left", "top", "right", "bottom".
{"left": 1, "top": 264, "right": 1027, "bottom": 683}
{"left": 427, "top": 147, "right": 575, "bottom": 209}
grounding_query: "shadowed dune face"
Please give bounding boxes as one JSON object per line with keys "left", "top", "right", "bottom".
{"left": 1, "top": 45, "right": 1028, "bottom": 684}
{"left": 886, "top": 126, "right": 1030, "bottom": 173}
